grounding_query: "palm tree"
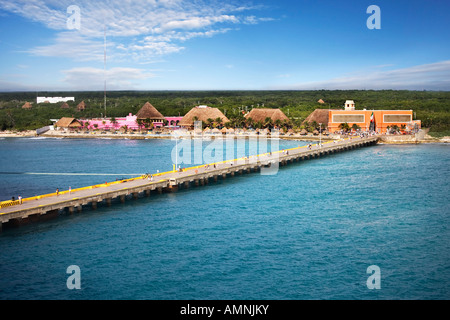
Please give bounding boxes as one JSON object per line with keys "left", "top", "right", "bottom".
{"left": 206, "top": 118, "right": 214, "bottom": 128}
{"left": 143, "top": 118, "right": 152, "bottom": 131}
{"left": 391, "top": 125, "right": 400, "bottom": 133}
{"left": 110, "top": 117, "right": 118, "bottom": 130}
{"left": 274, "top": 119, "right": 282, "bottom": 129}
{"left": 264, "top": 117, "right": 273, "bottom": 129}
{"left": 215, "top": 117, "right": 223, "bottom": 128}
{"left": 246, "top": 117, "right": 254, "bottom": 128}
{"left": 136, "top": 119, "right": 143, "bottom": 132}
{"left": 339, "top": 122, "right": 350, "bottom": 132}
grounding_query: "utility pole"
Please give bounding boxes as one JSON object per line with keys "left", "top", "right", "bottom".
{"left": 104, "top": 22, "right": 107, "bottom": 118}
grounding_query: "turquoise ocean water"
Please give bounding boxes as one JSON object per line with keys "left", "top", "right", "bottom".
{"left": 0, "top": 137, "right": 449, "bottom": 300}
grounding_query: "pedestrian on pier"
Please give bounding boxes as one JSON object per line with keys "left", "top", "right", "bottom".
{"left": 18, "top": 195, "right": 22, "bottom": 204}
{"left": 56, "top": 188, "right": 59, "bottom": 196}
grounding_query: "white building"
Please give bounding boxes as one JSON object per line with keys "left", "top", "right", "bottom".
{"left": 37, "top": 97, "right": 75, "bottom": 104}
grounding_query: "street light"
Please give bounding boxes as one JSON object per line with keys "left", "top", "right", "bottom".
{"left": 319, "top": 123, "right": 322, "bottom": 147}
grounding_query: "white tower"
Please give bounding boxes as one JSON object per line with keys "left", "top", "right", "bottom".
{"left": 344, "top": 100, "right": 355, "bottom": 110}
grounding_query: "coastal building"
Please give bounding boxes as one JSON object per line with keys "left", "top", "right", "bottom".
{"left": 165, "top": 116, "right": 183, "bottom": 127}
{"left": 37, "top": 97, "right": 75, "bottom": 104}
{"left": 244, "top": 108, "right": 289, "bottom": 124}
{"left": 328, "top": 109, "right": 416, "bottom": 133}
{"left": 70, "top": 102, "right": 181, "bottom": 131}
{"left": 135, "top": 102, "right": 166, "bottom": 128}
{"left": 179, "top": 105, "right": 229, "bottom": 128}
{"left": 80, "top": 113, "right": 139, "bottom": 131}
{"left": 55, "top": 117, "right": 82, "bottom": 130}
{"left": 305, "top": 101, "right": 420, "bottom": 134}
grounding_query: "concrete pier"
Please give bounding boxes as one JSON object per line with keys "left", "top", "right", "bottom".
{"left": 0, "top": 136, "right": 378, "bottom": 231}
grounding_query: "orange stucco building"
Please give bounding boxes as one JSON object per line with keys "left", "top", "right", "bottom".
{"left": 328, "top": 109, "right": 416, "bottom": 134}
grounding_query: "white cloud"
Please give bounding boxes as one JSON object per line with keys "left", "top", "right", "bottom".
{"left": 26, "top": 32, "right": 105, "bottom": 61}
{"left": 243, "top": 15, "right": 275, "bottom": 24}
{"left": 1, "top": 0, "right": 274, "bottom": 63}
{"left": 158, "top": 15, "right": 239, "bottom": 32}
{"left": 61, "top": 67, "right": 154, "bottom": 90}
{"left": 278, "top": 61, "right": 450, "bottom": 91}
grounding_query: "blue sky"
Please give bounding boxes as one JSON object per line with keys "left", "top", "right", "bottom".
{"left": 0, "top": 0, "right": 449, "bottom": 91}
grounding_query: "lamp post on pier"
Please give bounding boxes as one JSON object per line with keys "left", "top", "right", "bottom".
{"left": 319, "top": 123, "right": 322, "bottom": 148}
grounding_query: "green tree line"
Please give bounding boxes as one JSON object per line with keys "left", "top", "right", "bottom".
{"left": 0, "top": 90, "right": 449, "bottom": 133}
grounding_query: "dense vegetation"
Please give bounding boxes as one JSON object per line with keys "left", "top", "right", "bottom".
{"left": 0, "top": 90, "right": 449, "bottom": 134}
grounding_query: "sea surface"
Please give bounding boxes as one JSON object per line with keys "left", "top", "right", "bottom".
{"left": 0, "top": 137, "right": 449, "bottom": 300}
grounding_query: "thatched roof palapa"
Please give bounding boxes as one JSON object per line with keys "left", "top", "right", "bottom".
{"left": 60, "top": 102, "right": 70, "bottom": 109}
{"left": 77, "top": 101, "right": 86, "bottom": 111}
{"left": 304, "top": 109, "right": 334, "bottom": 125}
{"left": 136, "top": 102, "right": 165, "bottom": 120}
{"left": 244, "top": 108, "right": 289, "bottom": 123}
{"left": 55, "top": 117, "right": 82, "bottom": 128}
{"left": 22, "top": 102, "right": 32, "bottom": 109}
{"left": 179, "top": 106, "right": 229, "bottom": 127}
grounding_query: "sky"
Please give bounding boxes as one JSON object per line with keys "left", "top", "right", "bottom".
{"left": 0, "top": 0, "right": 449, "bottom": 91}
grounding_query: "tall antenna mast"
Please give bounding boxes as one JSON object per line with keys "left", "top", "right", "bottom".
{"left": 104, "top": 22, "right": 107, "bottom": 118}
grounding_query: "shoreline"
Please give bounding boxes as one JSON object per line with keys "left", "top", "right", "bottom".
{"left": 0, "top": 130, "right": 448, "bottom": 144}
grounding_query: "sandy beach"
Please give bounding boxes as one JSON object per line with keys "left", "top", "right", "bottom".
{"left": 0, "top": 130, "right": 37, "bottom": 138}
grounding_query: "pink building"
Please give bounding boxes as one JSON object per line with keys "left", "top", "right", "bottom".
{"left": 75, "top": 102, "right": 183, "bottom": 131}
{"left": 79, "top": 114, "right": 184, "bottom": 131}
{"left": 165, "top": 116, "right": 183, "bottom": 127}
{"left": 80, "top": 113, "right": 139, "bottom": 131}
